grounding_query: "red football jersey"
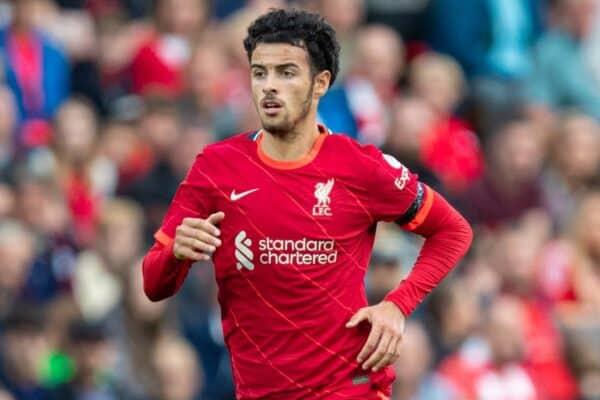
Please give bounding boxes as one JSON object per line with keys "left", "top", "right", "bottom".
{"left": 154, "top": 126, "right": 429, "bottom": 399}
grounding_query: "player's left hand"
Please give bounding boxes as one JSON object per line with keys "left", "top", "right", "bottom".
{"left": 346, "top": 301, "right": 406, "bottom": 372}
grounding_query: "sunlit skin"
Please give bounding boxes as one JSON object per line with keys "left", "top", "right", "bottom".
{"left": 249, "top": 43, "right": 329, "bottom": 161}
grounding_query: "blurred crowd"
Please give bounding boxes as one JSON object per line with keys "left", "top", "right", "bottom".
{"left": 0, "top": 0, "right": 599, "bottom": 399}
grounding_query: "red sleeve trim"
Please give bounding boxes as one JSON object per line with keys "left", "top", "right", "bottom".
{"left": 154, "top": 229, "right": 173, "bottom": 247}
{"left": 402, "top": 185, "right": 434, "bottom": 231}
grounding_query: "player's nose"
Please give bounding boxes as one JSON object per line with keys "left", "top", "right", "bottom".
{"left": 262, "top": 76, "right": 278, "bottom": 95}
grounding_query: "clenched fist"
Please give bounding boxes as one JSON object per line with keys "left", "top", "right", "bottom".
{"left": 173, "top": 212, "right": 225, "bottom": 261}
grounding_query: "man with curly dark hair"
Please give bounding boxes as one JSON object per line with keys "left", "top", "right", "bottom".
{"left": 241, "top": 8, "right": 340, "bottom": 138}
{"left": 143, "top": 8, "right": 472, "bottom": 399}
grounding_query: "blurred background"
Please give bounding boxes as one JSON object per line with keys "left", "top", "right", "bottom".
{"left": 0, "top": 0, "right": 599, "bottom": 399}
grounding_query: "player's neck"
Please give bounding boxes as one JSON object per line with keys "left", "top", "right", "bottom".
{"left": 261, "top": 119, "right": 321, "bottom": 162}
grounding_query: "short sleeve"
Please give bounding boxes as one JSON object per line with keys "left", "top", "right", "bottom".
{"left": 154, "top": 153, "right": 215, "bottom": 246}
{"left": 367, "top": 151, "right": 433, "bottom": 230}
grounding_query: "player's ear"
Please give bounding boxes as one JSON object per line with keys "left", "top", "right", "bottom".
{"left": 313, "top": 70, "right": 331, "bottom": 99}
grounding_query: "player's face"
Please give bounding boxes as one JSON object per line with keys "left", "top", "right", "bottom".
{"left": 250, "top": 43, "right": 328, "bottom": 137}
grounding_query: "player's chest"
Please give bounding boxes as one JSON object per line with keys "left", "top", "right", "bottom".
{"left": 212, "top": 171, "right": 371, "bottom": 238}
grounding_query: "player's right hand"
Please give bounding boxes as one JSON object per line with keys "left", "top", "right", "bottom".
{"left": 173, "top": 212, "right": 225, "bottom": 261}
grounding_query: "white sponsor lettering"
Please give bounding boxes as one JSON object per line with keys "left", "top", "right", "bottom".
{"left": 234, "top": 231, "right": 338, "bottom": 269}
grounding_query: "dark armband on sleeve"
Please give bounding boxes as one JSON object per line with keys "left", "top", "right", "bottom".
{"left": 396, "top": 182, "right": 425, "bottom": 225}
{"left": 395, "top": 183, "right": 434, "bottom": 231}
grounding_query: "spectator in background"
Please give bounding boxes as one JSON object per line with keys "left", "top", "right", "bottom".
{"left": 426, "top": 279, "right": 481, "bottom": 364}
{"left": 130, "top": 0, "right": 209, "bottom": 97}
{"left": 96, "top": 14, "right": 150, "bottom": 105}
{"left": 152, "top": 333, "right": 204, "bottom": 400}
{"left": 117, "top": 258, "right": 171, "bottom": 399}
{"left": 125, "top": 104, "right": 212, "bottom": 242}
{"left": 0, "top": 0, "right": 69, "bottom": 148}
{"left": 537, "top": 191, "right": 600, "bottom": 321}
{"left": 426, "top": 0, "right": 545, "bottom": 135}
{"left": 426, "top": 0, "right": 544, "bottom": 80}
{"left": 458, "top": 115, "right": 546, "bottom": 227}
{"left": 219, "top": 7, "right": 259, "bottom": 78}
{"left": 56, "top": 319, "right": 124, "bottom": 400}
{"left": 489, "top": 215, "right": 578, "bottom": 399}
{"left": 0, "top": 220, "right": 36, "bottom": 316}
{"left": 0, "top": 182, "right": 14, "bottom": 219}
{"left": 563, "top": 322, "right": 600, "bottom": 400}
{"left": 366, "top": 251, "right": 403, "bottom": 305}
{"left": 526, "top": 0, "right": 600, "bottom": 120}
{"left": 122, "top": 99, "right": 183, "bottom": 236}
{"left": 438, "top": 296, "right": 538, "bottom": 400}
{"left": 318, "top": 24, "right": 404, "bottom": 144}
{"left": 13, "top": 172, "right": 76, "bottom": 303}
{"left": 364, "top": 0, "right": 430, "bottom": 47}
{"left": 314, "top": 0, "right": 365, "bottom": 80}
{"left": 31, "top": 0, "right": 104, "bottom": 113}
{"left": 130, "top": 98, "right": 182, "bottom": 175}
{"left": 382, "top": 97, "right": 442, "bottom": 192}
{"left": 0, "top": 88, "right": 16, "bottom": 181}
{"left": 72, "top": 198, "right": 145, "bottom": 322}
{"left": 98, "top": 120, "right": 150, "bottom": 190}
{"left": 216, "top": 7, "right": 261, "bottom": 132}
{"left": 53, "top": 97, "right": 116, "bottom": 246}
{"left": 406, "top": 52, "right": 484, "bottom": 194}
{"left": 392, "top": 321, "right": 456, "bottom": 400}
{"left": 542, "top": 112, "right": 600, "bottom": 229}
{"left": 40, "top": 296, "right": 81, "bottom": 387}
{"left": 0, "top": 305, "right": 59, "bottom": 400}
{"left": 183, "top": 38, "right": 244, "bottom": 139}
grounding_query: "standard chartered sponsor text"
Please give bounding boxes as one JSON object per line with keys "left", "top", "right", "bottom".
{"left": 258, "top": 237, "right": 338, "bottom": 265}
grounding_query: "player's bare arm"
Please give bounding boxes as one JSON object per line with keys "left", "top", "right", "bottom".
{"left": 173, "top": 212, "right": 225, "bottom": 261}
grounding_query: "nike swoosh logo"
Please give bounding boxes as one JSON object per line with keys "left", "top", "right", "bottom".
{"left": 230, "top": 188, "right": 259, "bottom": 201}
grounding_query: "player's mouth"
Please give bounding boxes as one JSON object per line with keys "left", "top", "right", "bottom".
{"left": 261, "top": 99, "right": 283, "bottom": 116}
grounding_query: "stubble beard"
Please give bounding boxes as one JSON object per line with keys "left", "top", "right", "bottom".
{"left": 261, "top": 83, "right": 314, "bottom": 140}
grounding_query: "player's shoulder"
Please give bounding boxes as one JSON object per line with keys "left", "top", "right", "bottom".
{"left": 199, "top": 130, "right": 258, "bottom": 159}
{"left": 325, "top": 132, "right": 384, "bottom": 166}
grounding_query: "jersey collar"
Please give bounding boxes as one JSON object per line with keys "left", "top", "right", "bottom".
{"left": 254, "top": 124, "right": 331, "bottom": 170}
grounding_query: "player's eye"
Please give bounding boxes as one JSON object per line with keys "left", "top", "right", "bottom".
{"left": 282, "top": 70, "right": 296, "bottom": 78}
{"left": 253, "top": 70, "right": 265, "bottom": 79}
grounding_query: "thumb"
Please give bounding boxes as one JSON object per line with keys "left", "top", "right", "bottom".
{"left": 207, "top": 211, "right": 225, "bottom": 224}
{"left": 346, "top": 308, "right": 369, "bottom": 328}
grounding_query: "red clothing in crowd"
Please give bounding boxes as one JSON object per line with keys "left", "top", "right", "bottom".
{"left": 130, "top": 33, "right": 189, "bottom": 97}
{"left": 420, "top": 116, "right": 484, "bottom": 194}
{"left": 438, "top": 347, "right": 538, "bottom": 400}
{"left": 519, "top": 298, "right": 578, "bottom": 399}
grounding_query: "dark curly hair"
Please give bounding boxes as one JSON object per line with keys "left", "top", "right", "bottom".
{"left": 243, "top": 9, "right": 340, "bottom": 87}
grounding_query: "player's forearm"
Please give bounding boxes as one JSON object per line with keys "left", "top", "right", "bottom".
{"left": 142, "top": 241, "right": 192, "bottom": 301}
{"left": 385, "top": 191, "right": 473, "bottom": 316}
